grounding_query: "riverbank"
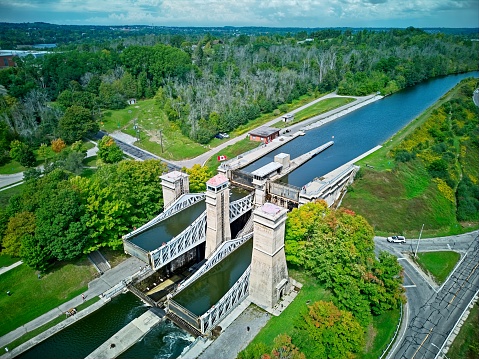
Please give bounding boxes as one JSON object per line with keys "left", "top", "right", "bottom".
{"left": 0, "top": 256, "right": 144, "bottom": 358}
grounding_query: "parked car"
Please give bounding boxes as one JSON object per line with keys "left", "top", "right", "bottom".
{"left": 220, "top": 133, "right": 229, "bottom": 138}
{"left": 387, "top": 235, "right": 406, "bottom": 243}
{"left": 215, "top": 133, "right": 224, "bottom": 139}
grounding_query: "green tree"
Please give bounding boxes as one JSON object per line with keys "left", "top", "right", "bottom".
{"left": 184, "top": 164, "right": 211, "bottom": 193}
{"left": 294, "top": 301, "right": 364, "bottom": 359}
{"left": 2, "top": 211, "right": 36, "bottom": 257}
{"left": 58, "top": 105, "right": 98, "bottom": 144}
{"left": 9, "top": 140, "right": 36, "bottom": 167}
{"left": 97, "top": 136, "right": 124, "bottom": 164}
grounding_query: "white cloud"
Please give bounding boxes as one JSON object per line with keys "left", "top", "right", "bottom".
{"left": 1, "top": 0, "right": 478, "bottom": 27}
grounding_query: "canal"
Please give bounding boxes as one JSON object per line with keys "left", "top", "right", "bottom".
{"left": 18, "top": 293, "right": 193, "bottom": 359}
{"left": 18, "top": 72, "right": 478, "bottom": 358}
{"left": 244, "top": 72, "right": 479, "bottom": 187}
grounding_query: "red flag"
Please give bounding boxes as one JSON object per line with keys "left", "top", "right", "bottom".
{"left": 217, "top": 155, "right": 227, "bottom": 161}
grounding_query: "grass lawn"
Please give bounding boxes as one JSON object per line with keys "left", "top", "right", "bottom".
{"left": 0, "top": 182, "right": 26, "bottom": 209}
{"left": 415, "top": 251, "right": 461, "bottom": 284}
{"left": 0, "top": 254, "right": 19, "bottom": 268}
{"left": 360, "top": 307, "right": 401, "bottom": 359}
{"left": 272, "top": 97, "right": 356, "bottom": 129}
{"left": 83, "top": 155, "right": 98, "bottom": 167}
{"left": 101, "top": 99, "right": 209, "bottom": 161}
{"left": 447, "top": 302, "right": 479, "bottom": 359}
{"left": 0, "top": 160, "right": 26, "bottom": 175}
{"left": 0, "top": 258, "right": 97, "bottom": 337}
{"left": 204, "top": 138, "right": 261, "bottom": 175}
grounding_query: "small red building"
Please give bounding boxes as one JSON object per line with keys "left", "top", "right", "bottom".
{"left": 249, "top": 126, "right": 280, "bottom": 144}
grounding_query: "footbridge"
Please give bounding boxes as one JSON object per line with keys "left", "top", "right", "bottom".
{"left": 123, "top": 192, "right": 254, "bottom": 271}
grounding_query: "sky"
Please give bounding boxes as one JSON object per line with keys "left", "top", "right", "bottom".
{"left": 0, "top": 0, "right": 478, "bottom": 28}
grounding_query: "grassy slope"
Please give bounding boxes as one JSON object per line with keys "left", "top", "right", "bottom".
{"left": 342, "top": 79, "right": 479, "bottom": 237}
{"left": 101, "top": 99, "right": 210, "bottom": 160}
{"left": 447, "top": 302, "right": 479, "bottom": 359}
{"left": 239, "top": 270, "right": 331, "bottom": 358}
{"left": 239, "top": 269, "right": 400, "bottom": 358}
{"left": 0, "top": 259, "right": 97, "bottom": 337}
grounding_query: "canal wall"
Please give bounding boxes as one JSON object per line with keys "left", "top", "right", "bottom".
{"left": 85, "top": 310, "right": 163, "bottom": 359}
{"left": 218, "top": 131, "right": 304, "bottom": 173}
{"left": 300, "top": 94, "right": 384, "bottom": 131}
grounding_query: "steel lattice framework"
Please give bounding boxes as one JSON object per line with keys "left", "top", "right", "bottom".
{"left": 229, "top": 193, "right": 254, "bottom": 222}
{"left": 175, "top": 233, "right": 253, "bottom": 295}
{"left": 135, "top": 193, "right": 253, "bottom": 270}
{"left": 150, "top": 211, "right": 207, "bottom": 270}
{"left": 123, "top": 193, "right": 205, "bottom": 240}
{"left": 199, "top": 265, "right": 251, "bottom": 334}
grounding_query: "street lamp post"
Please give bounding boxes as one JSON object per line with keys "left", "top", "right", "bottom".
{"left": 414, "top": 223, "right": 425, "bottom": 257}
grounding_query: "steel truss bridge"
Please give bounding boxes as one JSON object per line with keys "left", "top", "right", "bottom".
{"left": 166, "top": 233, "right": 253, "bottom": 335}
{"left": 123, "top": 193, "right": 254, "bottom": 270}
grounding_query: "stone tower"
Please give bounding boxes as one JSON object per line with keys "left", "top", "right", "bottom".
{"left": 205, "top": 174, "right": 232, "bottom": 258}
{"left": 160, "top": 171, "right": 190, "bottom": 209}
{"left": 249, "top": 202, "right": 289, "bottom": 309}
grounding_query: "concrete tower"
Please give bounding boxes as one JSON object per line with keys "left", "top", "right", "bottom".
{"left": 160, "top": 171, "right": 190, "bottom": 209}
{"left": 249, "top": 202, "right": 289, "bottom": 309}
{"left": 205, "top": 174, "right": 232, "bottom": 258}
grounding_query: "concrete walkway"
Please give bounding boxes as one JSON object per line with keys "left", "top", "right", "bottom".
{"left": 0, "top": 256, "right": 145, "bottom": 351}
{"left": 0, "top": 261, "right": 23, "bottom": 276}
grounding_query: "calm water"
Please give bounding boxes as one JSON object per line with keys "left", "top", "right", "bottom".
{"left": 19, "top": 293, "right": 149, "bottom": 359}
{"left": 244, "top": 72, "right": 479, "bottom": 186}
{"left": 131, "top": 187, "right": 248, "bottom": 251}
{"left": 173, "top": 239, "right": 253, "bottom": 316}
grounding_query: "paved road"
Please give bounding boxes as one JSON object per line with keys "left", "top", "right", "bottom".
{"left": 375, "top": 231, "right": 479, "bottom": 359}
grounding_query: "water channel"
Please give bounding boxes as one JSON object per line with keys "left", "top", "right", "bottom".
{"left": 244, "top": 72, "right": 479, "bottom": 187}
{"left": 18, "top": 72, "right": 478, "bottom": 359}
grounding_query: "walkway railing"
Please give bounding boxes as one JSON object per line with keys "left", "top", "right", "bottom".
{"left": 150, "top": 211, "right": 207, "bottom": 270}
{"left": 123, "top": 193, "right": 205, "bottom": 240}
{"left": 199, "top": 265, "right": 251, "bottom": 334}
{"left": 174, "top": 233, "right": 253, "bottom": 295}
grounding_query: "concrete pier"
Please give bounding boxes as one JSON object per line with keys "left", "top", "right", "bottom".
{"left": 270, "top": 141, "right": 334, "bottom": 181}
{"left": 218, "top": 131, "right": 304, "bottom": 173}
{"left": 85, "top": 310, "right": 162, "bottom": 359}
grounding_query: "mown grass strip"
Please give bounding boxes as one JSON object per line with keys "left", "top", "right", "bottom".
{"left": 415, "top": 251, "right": 461, "bottom": 284}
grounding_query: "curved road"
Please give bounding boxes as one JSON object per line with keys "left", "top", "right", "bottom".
{"left": 375, "top": 231, "right": 479, "bottom": 359}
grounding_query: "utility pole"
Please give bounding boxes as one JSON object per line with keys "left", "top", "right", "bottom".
{"left": 159, "top": 129, "right": 164, "bottom": 153}
{"left": 414, "top": 223, "right": 424, "bottom": 257}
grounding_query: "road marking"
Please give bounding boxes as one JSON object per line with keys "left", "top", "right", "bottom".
{"left": 447, "top": 243, "right": 451, "bottom": 250}
{"left": 398, "top": 257, "right": 407, "bottom": 260}
{"left": 412, "top": 326, "right": 434, "bottom": 359}
{"left": 403, "top": 285, "right": 417, "bottom": 288}
{"left": 448, "top": 262, "right": 479, "bottom": 306}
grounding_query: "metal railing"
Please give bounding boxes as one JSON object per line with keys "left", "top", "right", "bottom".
{"left": 150, "top": 211, "right": 207, "bottom": 270}
{"left": 199, "top": 265, "right": 251, "bottom": 334}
